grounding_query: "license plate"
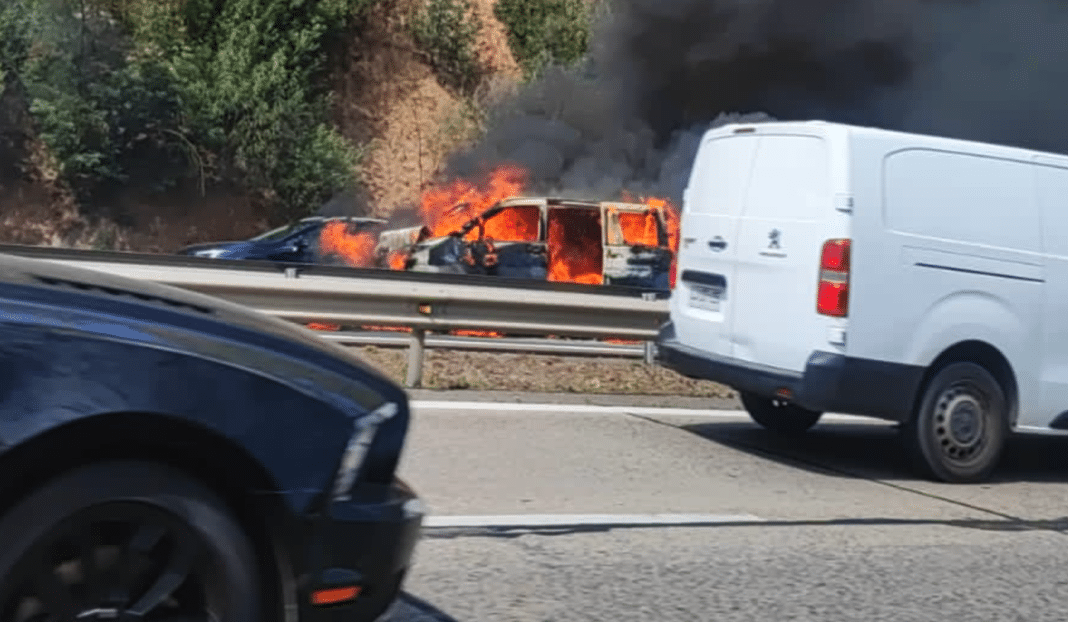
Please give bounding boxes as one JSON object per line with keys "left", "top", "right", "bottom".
{"left": 688, "top": 285, "right": 723, "bottom": 312}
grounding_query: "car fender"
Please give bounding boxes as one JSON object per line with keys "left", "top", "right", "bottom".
{"left": 904, "top": 290, "right": 1028, "bottom": 384}
{"left": 0, "top": 320, "right": 406, "bottom": 515}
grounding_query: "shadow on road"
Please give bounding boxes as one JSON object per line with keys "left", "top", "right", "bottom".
{"left": 679, "top": 419, "right": 1068, "bottom": 484}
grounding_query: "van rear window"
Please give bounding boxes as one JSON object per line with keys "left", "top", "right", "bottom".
{"left": 685, "top": 134, "right": 829, "bottom": 220}
{"left": 685, "top": 135, "right": 759, "bottom": 216}
{"left": 744, "top": 135, "right": 829, "bottom": 221}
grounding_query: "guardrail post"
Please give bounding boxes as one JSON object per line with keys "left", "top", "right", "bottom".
{"left": 642, "top": 292, "right": 658, "bottom": 365}
{"left": 405, "top": 328, "right": 427, "bottom": 388}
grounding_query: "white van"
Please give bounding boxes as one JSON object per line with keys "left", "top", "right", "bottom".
{"left": 655, "top": 120, "right": 1068, "bottom": 483}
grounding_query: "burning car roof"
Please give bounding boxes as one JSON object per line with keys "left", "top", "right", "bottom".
{"left": 442, "top": 196, "right": 664, "bottom": 238}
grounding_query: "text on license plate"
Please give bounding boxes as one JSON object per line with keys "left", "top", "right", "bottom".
{"left": 688, "top": 285, "right": 723, "bottom": 312}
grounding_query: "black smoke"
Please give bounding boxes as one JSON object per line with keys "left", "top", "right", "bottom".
{"left": 445, "top": 0, "right": 1068, "bottom": 204}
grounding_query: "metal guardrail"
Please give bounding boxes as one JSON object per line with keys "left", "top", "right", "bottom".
{"left": 319, "top": 331, "right": 647, "bottom": 358}
{"left": 0, "top": 245, "right": 670, "bottom": 387}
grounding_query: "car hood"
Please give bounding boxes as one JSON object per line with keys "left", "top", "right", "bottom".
{"left": 178, "top": 241, "right": 259, "bottom": 257}
{"left": 0, "top": 252, "right": 403, "bottom": 405}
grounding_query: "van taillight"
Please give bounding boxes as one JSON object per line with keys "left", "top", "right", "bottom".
{"left": 669, "top": 259, "right": 678, "bottom": 289}
{"left": 817, "top": 239, "right": 850, "bottom": 317}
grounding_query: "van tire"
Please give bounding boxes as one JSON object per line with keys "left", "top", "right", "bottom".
{"left": 904, "top": 362, "right": 1008, "bottom": 483}
{"left": 739, "top": 392, "right": 823, "bottom": 435}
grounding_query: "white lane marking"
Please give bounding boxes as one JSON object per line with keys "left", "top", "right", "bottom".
{"left": 423, "top": 513, "right": 766, "bottom": 528}
{"left": 409, "top": 401, "right": 883, "bottom": 424}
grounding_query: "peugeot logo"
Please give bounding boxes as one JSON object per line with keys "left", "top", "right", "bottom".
{"left": 768, "top": 229, "right": 781, "bottom": 249}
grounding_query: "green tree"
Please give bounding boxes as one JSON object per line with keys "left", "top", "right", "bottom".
{"left": 411, "top": 0, "right": 483, "bottom": 94}
{"left": 5, "top": 0, "right": 376, "bottom": 220}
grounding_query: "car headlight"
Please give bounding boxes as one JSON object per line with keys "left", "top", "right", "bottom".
{"left": 194, "top": 248, "right": 227, "bottom": 258}
{"left": 332, "top": 402, "right": 399, "bottom": 501}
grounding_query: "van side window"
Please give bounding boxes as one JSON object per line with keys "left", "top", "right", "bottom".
{"left": 607, "top": 209, "right": 661, "bottom": 247}
{"left": 479, "top": 205, "right": 541, "bottom": 242}
{"left": 884, "top": 149, "right": 1040, "bottom": 253}
{"left": 744, "top": 136, "right": 829, "bottom": 221}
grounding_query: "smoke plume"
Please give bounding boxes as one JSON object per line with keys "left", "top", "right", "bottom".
{"left": 445, "top": 0, "right": 1068, "bottom": 204}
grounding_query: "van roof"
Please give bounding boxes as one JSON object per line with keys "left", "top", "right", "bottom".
{"left": 707, "top": 120, "right": 1068, "bottom": 164}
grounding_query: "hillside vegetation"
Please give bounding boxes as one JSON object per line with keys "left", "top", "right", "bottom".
{"left": 0, "top": 0, "right": 596, "bottom": 251}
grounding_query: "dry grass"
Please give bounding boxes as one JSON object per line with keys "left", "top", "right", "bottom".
{"left": 353, "top": 345, "right": 737, "bottom": 397}
{"left": 329, "top": 0, "right": 523, "bottom": 217}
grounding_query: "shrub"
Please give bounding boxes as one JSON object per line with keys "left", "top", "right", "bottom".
{"left": 7, "top": 0, "right": 376, "bottom": 220}
{"left": 411, "top": 0, "right": 483, "bottom": 93}
{"left": 17, "top": 3, "right": 188, "bottom": 200}
{"left": 494, "top": 0, "right": 593, "bottom": 79}
{"left": 0, "top": 0, "right": 31, "bottom": 87}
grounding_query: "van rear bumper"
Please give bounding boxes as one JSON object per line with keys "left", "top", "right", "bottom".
{"left": 655, "top": 322, "right": 925, "bottom": 422}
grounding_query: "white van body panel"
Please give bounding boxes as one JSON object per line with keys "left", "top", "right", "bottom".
{"left": 660, "top": 120, "right": 1068, "bottom": 435}
{"left": 673, "top": 124, "right": 851, "bottom": 374}
{"left": 846, "top": 130, "right": 1045, "bottom": 428}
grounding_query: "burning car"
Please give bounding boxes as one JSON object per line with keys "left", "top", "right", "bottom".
{"left": 178, "top": 215, "right": 387, "bottom": 266}
{"left": 379, "top": 197, "right": 678, "bottom": 290}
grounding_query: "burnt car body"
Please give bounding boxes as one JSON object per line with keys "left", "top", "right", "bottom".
{"left": 0, "top": 252, "right": 422, "bottom": 621}
{"left": 382, "top": 197, "right": 675, "bottom": 290}
{"left": 178, "top": 215, "right": 386, "bottom": 264}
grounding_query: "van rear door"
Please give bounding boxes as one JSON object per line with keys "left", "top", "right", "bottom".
{"left": 730, "top": 133, "right": 840, "bottom": 372}
{"left": 671, "top": 133, "right": 760, "bottom": 357}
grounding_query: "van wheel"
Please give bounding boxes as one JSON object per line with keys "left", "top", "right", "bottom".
{"left": 904, "top": 362, "right": 1008, "bottom": 483}
{"left": 740, "top": 392, "right": 823, "bottom": 435}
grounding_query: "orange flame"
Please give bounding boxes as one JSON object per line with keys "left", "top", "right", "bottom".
{"left": 410, "top": 164, "right": 681, "bottom": 288}
{"left": 480, "top": 203, "right": 540, "bottom": 242}
{"left": 621, "top": 194, "right": 681, "bottom": 288}
{"left": 420, "top": 165, "right": 528, "bottom": 238}
{"left": 616, "top": 210, "right": 660, "bottom": 247}
{"left": 387, "top": 249, "right": 409, "bottom": 270}
{"left": 652, "top": 198, "right": 682, "bottom": 289}
{"left": 547, "top": 207, "right": 603, "bottom": 285}
{"left": 452, "top": 329, "right": 505, "bottom": 337}
{"left": 643, "top": 197, "right": 681, "bottom": 256}
{"left": 319, "top": 221, "right": 377, "bottom": 267}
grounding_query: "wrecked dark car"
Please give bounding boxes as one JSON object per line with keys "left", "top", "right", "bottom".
{"left": 380, "top": 197, "right": 677, "bottom": 290}
{"left": 178, "top": 215, "right": 387, "bottom": 265}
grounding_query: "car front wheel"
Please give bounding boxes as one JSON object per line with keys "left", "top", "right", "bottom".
{"left": 0, "top": 461, "right": 262, "bottom": 622}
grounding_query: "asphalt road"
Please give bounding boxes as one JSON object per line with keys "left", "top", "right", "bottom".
{"left": 382, "top": 397, "right": 1068, "bottom": 622}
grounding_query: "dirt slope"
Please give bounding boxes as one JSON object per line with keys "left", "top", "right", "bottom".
{"left": 332, "top": 0, "right": 521, "bottom": 217}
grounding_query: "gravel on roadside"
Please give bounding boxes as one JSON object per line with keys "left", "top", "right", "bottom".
{"left": 351, "top": 345, "right": 738, "bottom": 401}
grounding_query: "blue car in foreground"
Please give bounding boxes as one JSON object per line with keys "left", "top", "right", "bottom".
{"left": 0, "top": 251, "right": 422, "bottom": 621}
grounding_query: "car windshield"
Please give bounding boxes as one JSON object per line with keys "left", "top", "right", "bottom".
{"left": 249, "top": 221, "right": 313, "bottom": 241}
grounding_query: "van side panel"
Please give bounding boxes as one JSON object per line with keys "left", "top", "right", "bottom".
{"left": 1034, "top": 157, "right": 1068, "bottom": 429}
{"left": 851, "top": 143, "right": 1043, "bottom": 426}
